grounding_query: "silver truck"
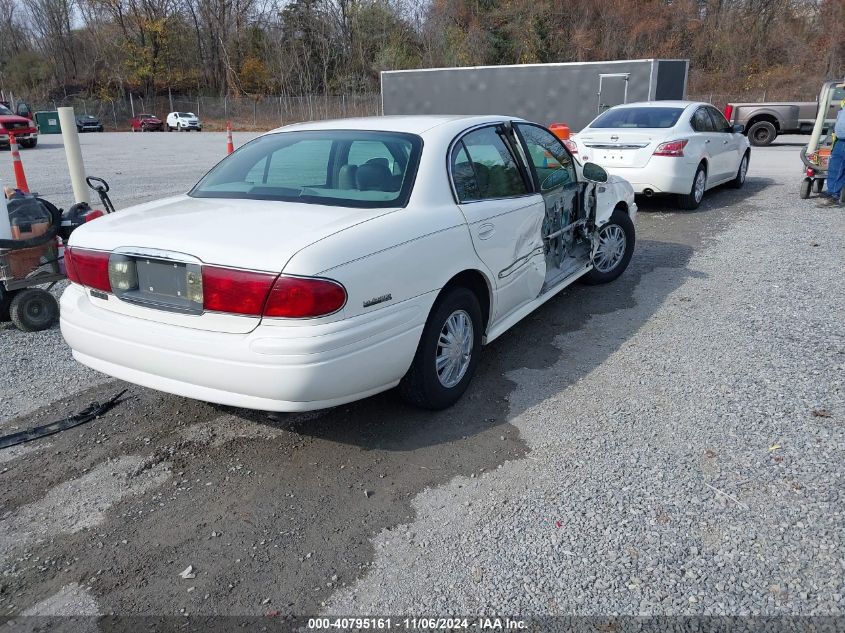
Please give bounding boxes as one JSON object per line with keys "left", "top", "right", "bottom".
{"left": 724, "top": 94, "right": 843, "bottom": 147}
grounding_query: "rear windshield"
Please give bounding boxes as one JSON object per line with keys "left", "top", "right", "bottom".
{"left": 590, "top": 107, "right": 684, "bottom": 129}
{"left": 190, "top": 130, "right": 422, "bottom": 208}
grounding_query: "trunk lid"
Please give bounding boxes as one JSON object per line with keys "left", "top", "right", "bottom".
{"left": 69, "top": 195, "right": 394, "bottom": 332}
{"left": 576, "top": 130, "right": 664, "bottom": 168}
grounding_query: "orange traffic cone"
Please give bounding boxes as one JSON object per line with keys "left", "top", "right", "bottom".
{"left": 226, "top": 121, "right": 234, "bottom": 154}
{"left": 9, "top": 134, "right": 30, "bottom": 193}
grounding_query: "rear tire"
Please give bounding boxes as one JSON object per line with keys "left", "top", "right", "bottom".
{"left": 747, "top": 121, "right": 777, "bottom": 147}
{"left": 399, "top": 287, "right": 483, "bottom": 410}
{"left": 728, "top": 152, "right": 750, "bottom": 188}
{"left": 582, "top": 208, "right": 635, "bottom": 285}
{"left": 678, "top": 164, "right": 707, "bottom": 210}
{"left": 799, "top": 178, "right": 812, "bottom": 199}
{"left": 9, "top": 288, "right": 59, "bottom": 332}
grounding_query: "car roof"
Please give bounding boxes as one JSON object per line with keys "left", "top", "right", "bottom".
{"left": 270, "top": 115, "right": 519, "bottom": 136}
{"left": 607, "top": 101, "right": 705, "bottom": 109}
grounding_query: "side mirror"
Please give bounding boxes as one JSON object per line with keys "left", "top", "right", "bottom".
{"left": 732, "top": 123, "right": 744, "bottom": 134}
{"left": 582, "top": 162, "right": 608, "bottom": 183}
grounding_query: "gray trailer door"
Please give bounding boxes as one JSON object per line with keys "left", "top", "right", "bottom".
{"left": 597, "top": 73, "right": 629, "bottom": 114}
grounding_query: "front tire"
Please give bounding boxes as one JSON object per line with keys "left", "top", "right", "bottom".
{"left": 582, "top": 208, "right": 635, "bottom": 285}
{"left": 399, "top": 287, "right": 483, "bottom": 410}
{"left": 678, "top": 164, "right": 707, "bottom": 210}
{"left": 747, "top": 121, "right": 777, "bottom": 147}
{"left": 728, "top": 152, "right": 750, "bottom": 188}
{"left": 9, "top": 288, "right": 59, "bottom": 332}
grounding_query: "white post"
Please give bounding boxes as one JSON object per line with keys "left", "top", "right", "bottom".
{"left": 0, "top": 175, "right": 12, "bottom": 240}
{"left": 58, "top": 107, "right": 91, "bottom": 205}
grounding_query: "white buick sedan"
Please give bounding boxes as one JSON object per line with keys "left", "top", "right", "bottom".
{"left": 61, "top": 115, "right": 636, "bottom": 412}
{"left": 570, "top": 102, "right": 751, "bottom": 209}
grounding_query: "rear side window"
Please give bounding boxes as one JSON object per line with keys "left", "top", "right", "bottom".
{"left": 590, "top": 107, "right": 684, "bottom": 129}
{"left": 691, "top": 108, "right": 716, "bottom": 132}
{"left": 450, "top": 126, "right": 528, "bottom": 203}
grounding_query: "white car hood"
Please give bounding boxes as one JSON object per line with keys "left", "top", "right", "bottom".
{"left": 69, "top": 195, "right": 394, "bottom": 273}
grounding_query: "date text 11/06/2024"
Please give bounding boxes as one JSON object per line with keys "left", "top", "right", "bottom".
{"left": 307, "top": 617, "right": 528, "bottom": 630}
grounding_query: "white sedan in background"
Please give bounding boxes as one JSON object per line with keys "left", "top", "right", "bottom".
{"left": 569, "top": 101, "right": 751, "bottom": 209}
{"left": 61, "top": 115, "right": 636, "bottom": 412}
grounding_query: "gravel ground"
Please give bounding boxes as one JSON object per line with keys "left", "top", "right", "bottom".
{"left": 325, "top": 155, "right": 845, "bottom": 616}
{"left": 0, "top": 135, "right": 842, "bottom": 622}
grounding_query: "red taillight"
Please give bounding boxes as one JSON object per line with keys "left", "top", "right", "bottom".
{"left": 202, "top": 266, "right": 276, "bottom": 315}
{"left": 264, "top": 276, "right": 347, "bottom": 318}
{"left": 84, "top": 209, "right": 105, "bottom": 222}
{"left": 66, "top": 247, "right": 111, "bottom": 292}
{"left": 806, "top": 167, "right": 815, "bottom": 177}
{"left": 562, "top": 139, "right": 578, "bottom": 155}
{"left": 724, "top": 104, "right": 734, "bottom": 122}
{"left": 653, "top": 139, "right": 688, "bottom": 157}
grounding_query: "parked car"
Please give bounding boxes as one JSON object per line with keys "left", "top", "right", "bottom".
{"left": 0, "top": 103, "right": 38, "bottom": 148}
{"left": 570, "top": 101, "right": 751, "bottom": 209}
{"left": 60, "top": 115, "right": 636, "bottom": 412}
{"left": 724, "top": 87, "right": 844, "bottom": 147}
{"left": 166, "top": 111, "right": 202, "bottom": 131}
{"left": 130, "top": 113, "right": 163, "bottom": 132}
{"left": 76, "top": 114, "right": 104, "bottom": 132}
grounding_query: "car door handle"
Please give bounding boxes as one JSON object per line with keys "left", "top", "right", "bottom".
{"left": 723, "top": 139, "right": 729, "bottom": 144}
{"left": 704, "top": 139, "right": 711, "bottom": 144}
{"left": 477, "top": 223, "right": 495, "bottom": 240}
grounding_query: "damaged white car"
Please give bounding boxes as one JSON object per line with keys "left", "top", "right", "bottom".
{"left": 60, "top": 115, "right": 637, "bottom": 412}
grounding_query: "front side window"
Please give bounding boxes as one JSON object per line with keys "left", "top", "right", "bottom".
{"left": 516, "top": 123, "right": 577, "bottom": 191}
{"left": 191, "top": 130, "right": 422, "bottom": 208}
{"left": 706, "top": 107, "right": 731, "bottom": 133}
{"left": 450, "top": 126, "right": 528, "bottom": 202}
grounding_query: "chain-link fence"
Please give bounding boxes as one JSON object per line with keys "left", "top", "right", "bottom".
{"left": 26, "top": 94, "right": 382, "bottom": 131}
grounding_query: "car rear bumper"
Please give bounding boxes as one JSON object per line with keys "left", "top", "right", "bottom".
{"left": 60, "top": 284, "right": 426, "bottom": 411}
{"left": 604, "top": 160, "right": 696, "bottom": 195}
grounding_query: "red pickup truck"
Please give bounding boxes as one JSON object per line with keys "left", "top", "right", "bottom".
{"left": 0, "top": 103, "right": 38, "bottom": 148}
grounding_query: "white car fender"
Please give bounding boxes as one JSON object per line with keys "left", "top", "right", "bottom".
{"left": 593, "top": 176, "right": 637, "bottom": 227}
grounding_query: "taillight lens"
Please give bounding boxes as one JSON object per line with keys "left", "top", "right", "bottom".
{"left": 724, "top": 104, "right": 733, "bottom": 121}
{"left": 264, "top": 276, "right": 347, "bottom": 318}
{"left": 563, "top": 139, "right": 578, "bottom": 155}
{"left": 202, "top": 266, "right": 276, "bottom": 315}
{"left": 66, "top": 247, "right": 111, "bottom": 292}
{"left": 653, "top": 139, "right": 688, "bottom": 157}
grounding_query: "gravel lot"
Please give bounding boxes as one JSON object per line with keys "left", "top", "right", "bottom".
{"left": 0, "top": 133, "right": 842, "bottom": 624}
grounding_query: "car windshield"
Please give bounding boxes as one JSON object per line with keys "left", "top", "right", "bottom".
{"left": 0, "top": 105, "right": 12, "bottom": 116}
{"left": 190, "top": 130, "right": 422, "bottom": 208}
{"left": 139, "top": 114, "right": 155, "bottom": 118}
{"left": 179, "top": 112, "right": 194, "bottom": 118}
{"left": 590, "top": 107, "right": 684, "bottom": 129}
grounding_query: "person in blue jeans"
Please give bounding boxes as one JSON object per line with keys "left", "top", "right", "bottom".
{"left": 818, "top": 98, "right": 845, "bottom": 207}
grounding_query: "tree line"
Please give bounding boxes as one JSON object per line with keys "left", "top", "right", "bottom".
{"left": 0, "top": 0, "right": 842, "bottom": 103}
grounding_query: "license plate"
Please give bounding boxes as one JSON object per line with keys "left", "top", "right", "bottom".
{"left": 136, "top": 258, "right": 188, "bottom": 300}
